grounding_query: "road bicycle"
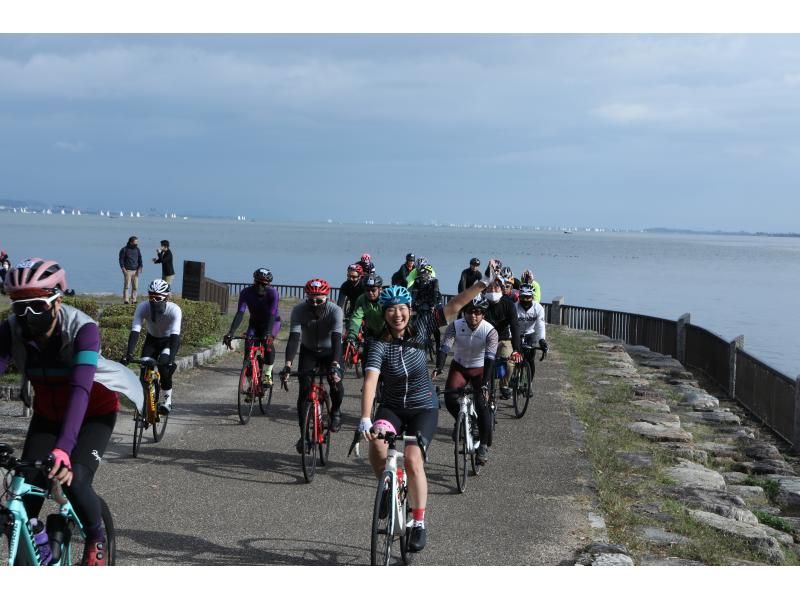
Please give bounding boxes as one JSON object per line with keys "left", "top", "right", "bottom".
{"left": 281, "top": 368, "right": 332, "bottom": 483}
{"left": 130, "top": 357, "right": 168, "bottom": 457}
{"left": 348, "top": 430, "right": 427, "bottom": 566}
{"left": 232, "top": 335, "right": 274, "bottom": 425}
{"left": 343, "top": 329, "right": 364, "bottom": 379}
{"left": 0, "top": 443, "right": 116, "bottom": 566}
{"left": 446, "top": 386, "right": 482, "bottom": 492}
{"left": 510, "top": 342, "right": 547, "bottom": 419}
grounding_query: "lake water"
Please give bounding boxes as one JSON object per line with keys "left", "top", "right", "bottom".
{"left": 1, "top": 213, "right": 798, "bottom": 377}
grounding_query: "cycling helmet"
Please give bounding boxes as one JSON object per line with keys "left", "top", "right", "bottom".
{"left": 348, "top": 263, "right": 364, "bottom": 276}
{"left": 500, "top": 266, "right": 513, "bottom": 279}
{"left": 470, "top": 257, "right": 480, "bottom": 266}
{"left": 405, "top": 253, "right": 415, "bottom": 262}
{"left": 148, "top": 279, "right": 171, "bottom": 296}
{"left": 364, "top": 274, "right": 383, "bottom": 288}
{"left": 253, "top": 268, "right": 273, "bottom": 284}
{"left": 415, "top": 257, "right": 428, "bottom": 270}
{"left": 519, "top": 284, "right": 534, "bottom": 298}
{"left": 465, "top": 295, "right": 489, "bottom": 312}
{"left": 304, "top": 278, "right": 331, "bottom": 295}
{"left": 521, "top": 269, "right": 534, "bottom": 283}
{"left": 360, "top": 253, "right": 372, "bottom": 264}
{"left": 378, "top": 285, "right": 412, "bottom": 309}
{"left": 4, "top": 258, "right": 67, "bottom": 299}
{"left": 419, "top": 264, "right": 434, "bottom": 281}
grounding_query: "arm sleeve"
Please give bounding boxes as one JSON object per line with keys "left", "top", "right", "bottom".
{"left": 0, "top": 321, "right": 12, "bottom": 376}
{"left": 168, "top": 334, "right": 180, "bottom": 361}
{"left": 507, "top": 302, "right": 521, "bottom": 352}
{"left": 336, "top": 283, "right": 348, "bottom": 309}
{"left": 289, "top": 305, "right": 303, "bottom": 335}
{"left": 534, "top": 303, "right": 546, "bottom": 343}
{"left": 131, "top": 301, "right": 146, "bottom": 333}
{"left": 347, "top": 298, "right": 366, "bottom": 340}
{"left": 264, "top": 288, "right": 278, "bottom": 337}
{"left": 228, "top": 311, "right": 244, "bottom": 336}
{"left": 237, "top": 289, "right": 248, "bottom": 314}
{"left": 126, "top": 330, "right": 140, "bottom": 357}
{"left": 56, "top": 323, "right": 101, "bottom": 454}
{"left": 485, "top": 327, "right": 499, "bottom": 361}
{"left": 285, "top": 332, "right": 301, "bottom": 363}
{"left": 331, "top": 332, "right": 343, "bottom": 364}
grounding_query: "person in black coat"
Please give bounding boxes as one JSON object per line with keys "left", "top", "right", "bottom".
{"left": 457, "top": 257, "right": 482, "bottom": 292}
{"left": 153, "top": 240, "right": 175, "bottom": 285}
{"left": 119, "top": 236, "right": 143, "bottom": 304}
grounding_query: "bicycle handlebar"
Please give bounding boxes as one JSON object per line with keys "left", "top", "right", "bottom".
{"left": 129, "top": 357, "right": 158, "bottom": 368}
{"left": 520, "top": 345, "right": 547, "bottom": 361}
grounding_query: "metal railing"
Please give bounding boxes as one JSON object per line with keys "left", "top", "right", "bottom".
{"left": 735, "top": 350, "right": 797, "bottom": 445}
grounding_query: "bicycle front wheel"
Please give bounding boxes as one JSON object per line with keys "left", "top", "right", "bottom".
{"left": 258, "top": 382, "right": 273, "bottom": 415}
{"left": 513, "top": 361, "right": 533, "bottom": 418}
{"left": 371, "top": 473, "right": 394, "bottom": 565}
{"left": 454, "top": 413, "right": 468, "bottom": 493}
{"left": 301, "top": 402, "right": 317, "bottom": 483}
{"left": 152, "top": 380, "right": 168, "bottom": 442}
{"left": 237, "top": 363, "right": 255, "bottom": 425}
{"left": 318, "top": 399, "right": 331, "bottom": 466}
{"left": 132, "top": 408, "right": 145, "bottom": 457}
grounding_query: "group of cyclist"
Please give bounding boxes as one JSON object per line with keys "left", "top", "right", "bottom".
{"left": 0, "top": 249, "right": 548, "bottom": 564}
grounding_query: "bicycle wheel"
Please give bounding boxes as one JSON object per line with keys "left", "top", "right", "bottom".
{"left": 513, "top": 361, "right": 533, "bottom": 418}
{"left": 58, "top": 496, "right": 115, "bottom": 566}
{"left": 370, "top": 473, "right": 394, "bottom": 566}
{"left": 301, "top": 402, "right": 317, "bottom": 483}
{"left": 132, "top": 408, "right": 145, "bottom": 458}
{"left": 399, "top": 487, "right": 414, "bottom": 565}
{"left": 318, "top": 399, "right": 331, "bottom": 466}
{"left": 454, "top": 413, "right": 468, "bottom": 493}
{"left": 237, "top": 363, "right": 255, "bottom": 425}
{"left": 258, "top": 381, "right": 273, "bottom": 415}
{"left": 152, "top": 379, "right": 168, "bottom": 442}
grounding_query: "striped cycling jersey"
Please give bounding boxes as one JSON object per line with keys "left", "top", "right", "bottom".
{"left": 365, "top": 306, "right": 445, "bottom": 410}
{"left": 440, "top": 318, "right": 498, "bottom": 369}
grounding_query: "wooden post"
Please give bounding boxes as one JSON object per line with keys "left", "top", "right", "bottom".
{"left": 729, "top": 335, "right": 744, "bottom": 398}
{"left": 676, "top": 313, "right": 690, "bottom": 365}
{"left": 550, "top": 296, "right": 564, "bottom": 326}
{"left": 182, "top": 260, "right": 205, "bottom": 301}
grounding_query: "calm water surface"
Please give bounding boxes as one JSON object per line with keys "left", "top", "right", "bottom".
{"left": 1, "top": 213, "right": 798, "bottom": 377}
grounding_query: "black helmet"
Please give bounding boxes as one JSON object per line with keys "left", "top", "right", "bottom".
{"left": 465, "top": 295, "right": 489, "bottom": 312}
{"left": 253, "top": 268, "right": 273, "bottom": 283}
{"left": 365, "top": 274, "right": 383, "bottom": 288}
{"left": 405, "top": 253, "right": 415, "bottom": 262}
{"left": 470, "top": 257, "right": 480, "bottom": 266}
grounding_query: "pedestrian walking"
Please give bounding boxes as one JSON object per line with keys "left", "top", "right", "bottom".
{"left": 119, "top": 236, "right": 143, "bottom": 304}
{"left": 153, "top": 240, "right": 175, "bottom": 285}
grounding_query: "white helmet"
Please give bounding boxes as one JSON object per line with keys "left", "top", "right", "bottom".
{"left": 148, "top": 279, "right": 171, "bottom": 297}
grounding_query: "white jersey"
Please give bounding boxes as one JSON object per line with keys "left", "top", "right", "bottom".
{"left": 440, "top": 318, "right": 498, "bottom": 369}
{"left": 515, "top": 301, "right": 546, "bottom": 345}
{"left": 131, "top": 301, "right": 183, "bottom": 338}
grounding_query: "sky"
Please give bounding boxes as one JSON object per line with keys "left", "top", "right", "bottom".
{"left": 1, "top": 33, "right": 800, "bottom": 232}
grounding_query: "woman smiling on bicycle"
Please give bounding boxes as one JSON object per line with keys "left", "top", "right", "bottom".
{"left": 0, "top": 258, "right": 141, "bottom": 565}
{"left": 359, "top": 258, "right": 501, "bottom": 553}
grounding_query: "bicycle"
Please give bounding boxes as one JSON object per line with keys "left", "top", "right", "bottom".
{"left": 510, "top": 343, "right": 547, "bottom": 418}
{"left": 232, "top": 335, "right": 274, "bottom": 425}
{"left": 343, "top": 329, "right": 364, "bottom": 379}
{"left": 281, "top": 368, "right": 332, "bottom": 483}
{"left": 0, "top": 443, "right": 116, "bottom": 566}
{"left": 130, "top": 357, "right": 168, "bottom": 458}
{"left": 486, "top": 357, "right": 510, "bottom": 437}
{"left": 348, "top": 430, "right": 427, "bottom": 566}
{"left": 446, "top": 386, "right": 482, "bottom": 492}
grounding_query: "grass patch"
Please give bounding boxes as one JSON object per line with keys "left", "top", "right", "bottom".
{"left": 753, "top": 510, "right": 795, "bottom": 534}
{"left": 744, "top": 476, "right": 781, "bottom": 502}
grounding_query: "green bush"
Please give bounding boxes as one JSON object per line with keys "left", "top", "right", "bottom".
{"left": 63, "top": 295, "right": 100, "bottom": 320}
{"left": 100, "top": 303, "right": 137, "bottom": 319}
{"left": 98, "top": 315, "right": 133, "bottom": 330}
{"left": 172, "top": 298, "right": 220, "bottom": 346}
{"left": 99, "top": 328, "right": 134, "bottom": 360}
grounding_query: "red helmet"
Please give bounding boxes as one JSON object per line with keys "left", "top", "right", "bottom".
{"left": 348, "top": 263, "right": 363, "bottom": 276}
{"left": 304, "top": 278, "right": 330, "bottom": 295}
{"left": 4, "top": 258, "right": 68, "bottom": 299}
{"left": 360, "top": 253, "right": 372, "bottom": 264}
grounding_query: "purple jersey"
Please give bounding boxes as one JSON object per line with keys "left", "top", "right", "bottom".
{"left": 237, "top": 286, "right": 281, "bottom": 337}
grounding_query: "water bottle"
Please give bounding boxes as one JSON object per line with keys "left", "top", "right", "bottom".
{"left": 46, "top": 514, "right": 67, "bottom": 563}
{"left": 30, "top": 518, "right": 53, "bottom": 565}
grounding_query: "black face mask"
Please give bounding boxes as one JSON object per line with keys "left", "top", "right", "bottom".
{"left": 255, "top": 283, "right": 267, "bottom": 296}
{"left": 150, "top": 301, "right": 167, "bottom": 321}
{"left": 520, "top": 299, "right": 533, "bottom": 309}
{"left": 19, "top": 310, "right": 56, "bottom": 339}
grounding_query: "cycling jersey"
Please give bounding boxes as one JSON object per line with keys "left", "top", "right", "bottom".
{"left": 516, "top": 301, "right": 546, "bottom": 345}
{"left": 484, "top": 296, "right": 520, "bottom": 350}
{"left": 346, "top": 294, "right": 383, "bottom": 341}
{"left": 411, "top": 278, "right": 441, "bottom": 312}
{"left": 235, "top": 285, "right": 281, "bottom": 337}
{"left": 337, "top": 279, "right": 364, "bottom": 316}
{"left": 365, "top": 306, "right": 445, "bottom": 410}
{"left": 131, "top": 301, "right": 182, "bottom": 338}
{"left": 440, "top": 318, "right": 498, "bottom": 369}
{"left": 288, "top": 301, "right": 344, "bottom": 354}
{"left": 406, "top": 266, "right": 436, "bottom": 289}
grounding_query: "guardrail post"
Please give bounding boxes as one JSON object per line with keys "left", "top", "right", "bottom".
{"left": 549, "top": 296, "right": 564, "bottom": 325}
{"left": 676, "top": 313, "right": 690, "bottom": 364}
{"left": 729, "top": 335, "right": 744, "bottom": 398}
{"left": 793, "top": 376, "right": 800, "bottom": 452}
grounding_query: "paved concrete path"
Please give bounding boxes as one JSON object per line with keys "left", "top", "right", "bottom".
{"left": 1, "top": 334, "right": 594, "bottom": 565}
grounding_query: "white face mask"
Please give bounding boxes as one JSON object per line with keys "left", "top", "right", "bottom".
{"left": 485, "top": 291, "right": 502, "bottom": 303}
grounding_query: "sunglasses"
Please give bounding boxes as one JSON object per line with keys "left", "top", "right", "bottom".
{"left": 464, "top": 309, "right": 485, "bottom": 316}
{"left": 149, "top": 294, "right": 168, "bottom": 302}
{"left": 11, "top": 294, "right": 60, "bottom": 317}
{"left": 348, "top": 275, "right": 360, "bottom": 281}
{"left": 307, "top": 296, "right": 327, "bottom": 305}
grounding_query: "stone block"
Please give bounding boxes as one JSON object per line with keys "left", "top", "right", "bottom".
{"left": 689, "top": 510, "right": 784, "bottom": 564}
{"left": 629, "top": 422, "right": 692, "bottom": 442}
{"left": 665, "top": 459, "right": 726, "bottom": 491}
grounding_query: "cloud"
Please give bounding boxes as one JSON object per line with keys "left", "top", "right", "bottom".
{"left": 53, "top": 140, "right": 86, "bottom": 152}
{"left": 592, "top": 103, "right": 656, "bottom": 124}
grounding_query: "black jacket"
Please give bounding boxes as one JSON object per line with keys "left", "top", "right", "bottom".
{"left": 485, "top": 296, "right": 520, "bottom": 350}
{"left": 412, "top": 278, "right": 441, "bottom": 311}
{"left": 457, "top": 267, "right": 482, "bottom": 293}
{"left": 154, "top": 248, "right": 175, "bottom": 277}
{"left": 391, "top": 264, "right": 414, "bottom": 287}
{"left": 119, "top": 244, "right": 142, "bottom": 271}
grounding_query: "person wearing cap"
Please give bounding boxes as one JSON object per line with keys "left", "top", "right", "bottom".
{"left": 457, "top": 257, "right": 483, "bottom": 293}
{"left": 391, "top": 252, "right": 416, "bottom": 287}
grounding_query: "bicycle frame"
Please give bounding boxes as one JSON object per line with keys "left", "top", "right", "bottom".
{"left": 457, "top": 392, "right": 480, "bottom": 455}
{"left": 133, "top": 358, "right": 161, "bottom": 426}
{"left": 306, "top": 372, "right": 330, "bottom": 445}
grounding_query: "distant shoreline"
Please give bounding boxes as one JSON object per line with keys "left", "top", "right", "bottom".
{"left": 645, "top": 227, "right": 800, "bottom": 238}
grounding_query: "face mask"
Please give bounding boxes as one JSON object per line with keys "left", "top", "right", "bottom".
{"left": 150, "top": 301, "right": 167, "bottom": 321}
{"left": 255, "top": 283, "right": 267, "bottom": 296}
{"left": 520, "top": 299, "right": 533, "bottom": 309}
{"left": 485, "top": 292, "right": 502, "bottom": 303}
{"left": 19, "top": 310, "right": 56, "bottom": 339}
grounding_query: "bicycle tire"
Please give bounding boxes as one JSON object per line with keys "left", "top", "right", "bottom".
{"left": 318, "top": 399, "right": 331, "bottom": 466}
{"left": 258, "top": 382, "right": 273, "bottom": 415}
{"left": 513, "top": 361, "right": 532, "bottom": 418}
{"left": 99, "top": 496, "right": 117, "bottom": 566}
{"left": 399, "top": 485, "right": 413, "bottom": 565}
{"left": 454, "top": 413, "right": 468, "bottom": 493}
{"left": 370, "top": 472, "right": 394, "bottom": 566}
{"left": 152, "top": 379, "right": 168, "bottom": 442}
{"left": 237, "top": 363, "right": 255, "bottom": 425}
{"left": 301, "top": 402, "right": 317, "bottom": 483}
{"left": 132, "top": 408, "right": 145, "bottom": 458}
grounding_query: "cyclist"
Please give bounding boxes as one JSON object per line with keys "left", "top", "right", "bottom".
{"left": 358, "top": 259, "right": 501, "bottom": 552}
{"left": 433, "top": 295, "right": 498, "bottom": 465}
{"left": 345, "top": 273, "right": 384, "bottom": 362}
{"left": 406, "top": 256, "right": 436, "bottom": 289}
{"left": 500, "top": 265, "right": 520, "bottom": 290}
{"left": 516, "top": 283, "right": 549, "bottom": 360}
{"left": 0, "top": 250, "right": 11, "bottom": 285}
{"left": 337, "top": 263, "right": 364, "bottom": 320}
{"left": 224, "top": 268, "right": 280, "bottom": 386}
{"left": 122, "top": 279, "right": 182, "bottom": 414}
{"left": 520, "top": 269, "right": 542, "bottom": 303}
{"left": 0, "top": 258, "right": 142, "bottom": 565}
{"left": 457, "top": 257, "right": 482, "bottom": 293}
{"left": 503, "top": 279, "right": 520, "bottom": 303}
{"left": 411, "top": 264, "right": 442, "bottom": 354}
{"left": 391, "top": 252, "right": 415, "bottom": 287}
{"left": 357, "top": 253, "right": 376, "bottom": 277}
{"left": 280, "top": 279, "right": 345, "bottom": 454}
{"left": 483, "top": 275, "right": 522, "bottom": 400}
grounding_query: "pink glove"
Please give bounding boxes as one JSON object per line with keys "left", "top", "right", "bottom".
{"left": 49, "top": 448, "right": 72, "bottom": 474}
